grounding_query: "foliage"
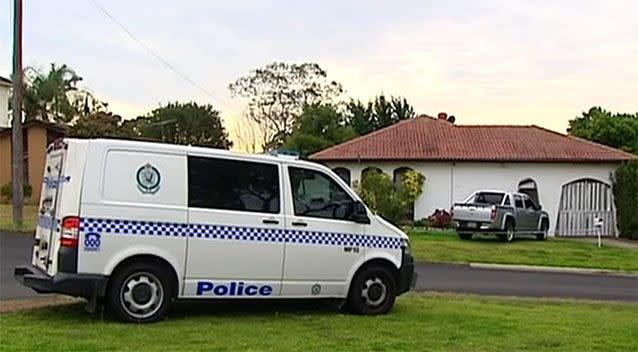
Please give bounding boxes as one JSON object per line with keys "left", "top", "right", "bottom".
{"left": 284, "top": 104, "right": 357, "bottom": 156}
{"left": 229, "top": 62, "right": 343, "bottom": 148}
{"left": 1, "top": 183, "right": 32, "bottom": 204}
{"left": 356, "top": 169, "right": 425, "bottom": 225}
{"left": 427, "top": 209, "right": 453, "bottom": 228}
{"left": 130, "top": 102, "right": 232, "bottom": 149}
{"left": 19, "top": 63, "right": 109, "bottom": 124}
{"left": 409, "top": 231, "right": 638, "bottom": 272}
{"left": 401, "top": 170, "right": 425, "bottom": 202}
{"left": 612, "top": 161, "right": 638, "bottom": 239}
{"left": 345, "top": 95, "right": 416, "bottom": 135}
{"left": 413, "top": 218, "right": 428, "bottom": 227}
{"left": 70, "top": 112, "right": 137, "bottom": 139}
{"left": 568, "top": 107, "right": 638, "bottom": 154}
{"left": 23, "top": 64, "right": 82, "bottom": 123}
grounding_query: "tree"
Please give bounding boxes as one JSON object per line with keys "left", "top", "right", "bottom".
{"left": 23, "top": 63, "right": 83, "bottom": 123}
{"left": 229, "top": 62, "right": 343, "bottom": 149}
{"left": 284, "top": 104, "right": 357, "bottom": 157}
{"left": 345, "top": 95, "right": 416, "bottom": 135}
{"left": 133, "top": 102, "right": 232, "bottom": 149}
{"left": 70, "top": 112, "right": 136, "bottom": 139}
{"left": 568, "top": 107, "right": 638, "bottom": 154}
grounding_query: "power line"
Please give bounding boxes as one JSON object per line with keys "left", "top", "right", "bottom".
{"left": 90, "top": 0, "right": 242, "bottom": 115}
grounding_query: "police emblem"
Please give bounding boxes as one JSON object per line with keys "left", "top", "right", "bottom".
{"left": 84, "top": 232, "right": 101, "bottom": 251}
{"left": 136, "top": 163, "right": 161, "bottom": 194}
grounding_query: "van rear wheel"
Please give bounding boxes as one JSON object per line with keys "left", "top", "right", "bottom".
{"left": 346, "top": 265, "right": 396, "bottom": 315}
{"left": 106, "top": 261, "right": 173, "bottom": 323}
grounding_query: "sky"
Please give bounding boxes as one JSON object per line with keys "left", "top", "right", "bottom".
{"left": 1, "top": 0, "right": 637, "bottom": 147}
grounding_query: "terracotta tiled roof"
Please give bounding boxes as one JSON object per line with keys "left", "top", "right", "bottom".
{"left": 309, "top": 115, "right": 637, "bottom": 162}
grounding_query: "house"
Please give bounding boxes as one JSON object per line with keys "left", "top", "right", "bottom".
{"left": 0, "top": 76, "right": 11, "bottom": 128}
{"left": 0, "top": 120, "right": 68, "bottom": 202}
{"left": 310, "top": 114, "right": 637, "bottom": 237}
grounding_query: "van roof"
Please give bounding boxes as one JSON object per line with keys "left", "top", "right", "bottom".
{"left": 66, "top": 138, "right": 323, "bottom": 168}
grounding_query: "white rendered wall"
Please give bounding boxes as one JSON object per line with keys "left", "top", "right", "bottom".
{"left": 323, "top": 160, "right": 619, "bottom": 236}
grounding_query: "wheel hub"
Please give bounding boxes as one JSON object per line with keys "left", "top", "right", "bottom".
{"left": 120, "top": 272, "right": 163, "bottom": 319}
{"left": 361, "top": 277, "right": 387, "bottom": 308}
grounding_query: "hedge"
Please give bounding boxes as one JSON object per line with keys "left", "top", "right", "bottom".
{"left": 612, "top": 161, "right": 638, "bottom": 239}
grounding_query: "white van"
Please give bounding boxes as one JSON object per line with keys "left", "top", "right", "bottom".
{"left": 15, "top": 139, "right": 416, "bottom": 322}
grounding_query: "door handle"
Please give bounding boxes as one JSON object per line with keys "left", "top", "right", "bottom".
{"left": 262, "top": 219, "right": 279, "bottom": 225}
{"left": 291, "top": 221, "right": 307, "bottom": 227}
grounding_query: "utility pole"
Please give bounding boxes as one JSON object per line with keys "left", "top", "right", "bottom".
{"left": 11, "top": 0, "right": 24, "bottom": 228}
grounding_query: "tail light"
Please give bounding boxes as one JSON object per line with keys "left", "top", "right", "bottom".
{"left": 490, "top": 205, "right": 497, "bottom": 222}
{"left": 61, "top": 216, "right": 80, "bottom": 248}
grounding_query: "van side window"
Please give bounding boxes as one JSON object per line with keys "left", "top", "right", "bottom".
{"left": 288, "top": 167, "right": 355, "bottom": 220}
{"left": 514, "top": 195, "right": 524, "bottom": 208}
{"left": 188, "top": 156, "right": 280, "bottom": 214}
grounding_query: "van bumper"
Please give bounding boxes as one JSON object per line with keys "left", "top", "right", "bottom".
{"left": 14, "top": 265, "right": 108, "bottom": 299}
{"left": 397, "top": 247, "right": 417, "bottom": 295}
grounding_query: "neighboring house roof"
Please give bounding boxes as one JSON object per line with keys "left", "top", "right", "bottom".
{"left": 310, "top": 115, "right": 637, "bottom": 163}
{"left": 0, "top": 76, "right": 11, "bottom": 87}
{"left": 0, "top": 119, "right": 68, "bottom": 137}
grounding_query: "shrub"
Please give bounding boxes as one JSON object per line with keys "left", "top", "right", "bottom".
{"left": 427, "top": 209, "right": 453, "bottom": 228}
{"left": 413, "top": 218, "right": 428, "bottom": 228}
{"left": 613, "top": 161, "right": 638, "bottom": 239}
{"left": 355, "top": 169, "right": 425, "bottom": 225}
{"left": 0, "top": 182, "right": 33, "bottom": 204}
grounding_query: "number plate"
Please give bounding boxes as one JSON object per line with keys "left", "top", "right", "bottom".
{"left": 466, "top": 222, "right": 477, "bottom": 228}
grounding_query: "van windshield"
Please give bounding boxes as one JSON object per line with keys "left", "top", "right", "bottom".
{"left": 470, "top": 192, "right": 505, "bottom": 205}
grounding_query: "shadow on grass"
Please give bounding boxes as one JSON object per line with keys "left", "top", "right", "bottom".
{"left": 24, "top": 298, "right": 344, "bottom": 323}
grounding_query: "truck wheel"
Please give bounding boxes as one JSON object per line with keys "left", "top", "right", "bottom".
{"left": 536, "top": 220, "right": 549, "bottom": 241}
{"left": 347, "top": 264, "right": 396, "bottom": 315}
{"left": 458, "top": 232, "right": 473, "bottom": 240}
{"left": 106, "top": 261, "right": 174, "bottom": 323}
{"left": 498, "top": 220, "right": 515, "bottom": 243}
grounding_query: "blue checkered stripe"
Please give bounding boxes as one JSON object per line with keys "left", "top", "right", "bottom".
{"left": 79, "top": 218, "right": 403, "bottom": 250}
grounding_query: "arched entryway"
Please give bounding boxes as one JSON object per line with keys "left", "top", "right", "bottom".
{"left": 393, "top": 167, "right": 415, "bottom": 221}
{"left": 556, "top": 178, "right": 617, "bottom": 237}
{"left": 332, "top": 167, "right": 351, "bottom": 186}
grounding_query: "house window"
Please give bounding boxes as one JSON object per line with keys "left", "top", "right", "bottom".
{"left": 332, "top": 167, "right": 351, "bottom": 186}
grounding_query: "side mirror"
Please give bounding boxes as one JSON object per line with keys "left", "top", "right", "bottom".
{"left": 352, "top": 201, "right": 371, "bottom": 224}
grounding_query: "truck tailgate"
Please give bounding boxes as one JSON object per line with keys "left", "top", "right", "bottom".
{"left": 452, "top": 204, "right": 492, "bottom": 222}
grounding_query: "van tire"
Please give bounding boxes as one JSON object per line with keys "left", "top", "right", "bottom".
{"left": 106, "top": 261, "right": 174, "bottom": 323}
{"left": 346, "top": 264, "right": 396, "bottom": 315}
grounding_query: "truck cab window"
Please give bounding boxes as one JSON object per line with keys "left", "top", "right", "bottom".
{"left": 288, "top": 167, "right": 355, "bottom": 220}
{"left": 514, "top": 195, "right": 524, "bottom": 208}
{"left": 503, "top": 195, "right": 511, "bottom": 206}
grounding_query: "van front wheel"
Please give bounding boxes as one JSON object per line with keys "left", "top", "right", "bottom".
{"left": 347, "top": 265, "right": 396, "bottom": 315}
{"left": 107, "top": 262, "right": 173, "bottom": 323}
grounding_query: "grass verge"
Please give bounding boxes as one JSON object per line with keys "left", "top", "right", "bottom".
{"left": 0, "top": 293, "right": 636, "bottom": 352}
{"left": 409, "top": 230, "right": 638, "bottom": 272}
{"left": 0, "top": 204, "right": 37, "bottom": 232}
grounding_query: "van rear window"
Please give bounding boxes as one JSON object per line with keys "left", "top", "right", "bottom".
{"left": 188, "top": 156, "right": 280, "bottom": 214}
{"left": 473, "top": 192, "right": 505, "bottom": 205}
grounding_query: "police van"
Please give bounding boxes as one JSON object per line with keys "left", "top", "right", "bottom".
{"left": 15, "top": 139, "right": 416, "bottom": 322}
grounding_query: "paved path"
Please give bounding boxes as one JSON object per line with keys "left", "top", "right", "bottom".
{"left": 2, "top": 232, "right": 637, "bottom": 302}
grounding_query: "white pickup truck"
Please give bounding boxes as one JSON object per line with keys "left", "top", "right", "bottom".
{"left": 452, "top": 190, "right": 550, "bottom": 242}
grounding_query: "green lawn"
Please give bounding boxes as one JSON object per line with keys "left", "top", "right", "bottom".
{"left": 410, "top": 230, "right": 638, "bottom": 272}
{"left": 0, "top": 204, "right": 37, "bottom": 232}
{"left": 0, "top": 293, "right": 635, "bottom": 351}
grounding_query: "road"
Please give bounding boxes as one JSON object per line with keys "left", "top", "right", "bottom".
{"left": 2, "top": 232, "right": 637, "bottom": 301}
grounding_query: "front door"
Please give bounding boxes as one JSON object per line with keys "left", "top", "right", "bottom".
{"left": 184, "top": 155, "right": 285, "bottom": 298}
{"left": 281, "top": 165, "right": 365, "bottom": 298}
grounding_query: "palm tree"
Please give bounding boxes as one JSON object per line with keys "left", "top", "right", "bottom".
{"left": 24, "top": 63, "right": 83, "bottom": 122}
